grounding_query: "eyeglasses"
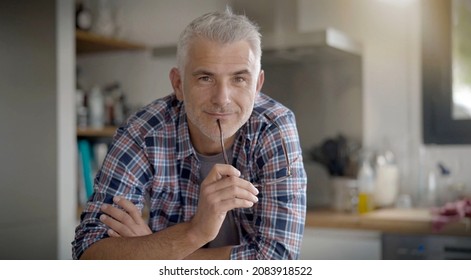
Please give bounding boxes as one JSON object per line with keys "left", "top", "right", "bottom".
{"left": 217, "top": 119, "right": 230, "bottom": 165}
{"left": 217, "top": 114, "right": 292, "bottom": 187}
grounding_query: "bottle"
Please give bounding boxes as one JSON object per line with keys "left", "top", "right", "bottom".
{"left": 436, "top": 162, "right": 453, "bottom": 205}
{"left": 88, "top": 86, "right": 104, "bottom": 129}
{"left": 76, "top": 89, "right": 88, "bottom": 128}
{"left": 92, "top": 0, "right": 115, "bottom": 37}
{"left": 357, "top": 152, "right": 375, "bottom": 214}
{"left": 76, "top": 0, "right": 93, "bottom": 31}
{"left": 425, "top": 169, "right": 438, "bottom": 207}
{"left": 75, "top": 66, "right": 88, "bottom": 128}
{"left": 374, "top": 148, "right": 399, "bottom": 207}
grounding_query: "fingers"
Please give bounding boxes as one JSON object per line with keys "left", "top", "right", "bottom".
{"left": 201, "top": 177, "right": 259, "bottom": 214}
{"left": 203, "top": 166, "right": 258, "bottom": 192}
{"left": 100, "top": 196, "right": 144, "bottom": 224}
{"left": 205, "top": 176, "right": 259, "bottom": 200}
{"left": 214, "top": 181, "right": 259, "bottom": 204}
{"left": 99, "top": 196, "right": 152, "bottom": 237}
{"left": 100, "top": 211, "right": 133, "bottom": 237}
{"left": 113, "top": 196, "right": 145, "bottom": 225}
{"left": 218, "top": 197, "right": 257, "bottom": 211}
{"left": 200, "top": 164, "right": 259, "bottom": 211}
{"left": 107, "top": 228, "right": 121, "bottom": 237}
{"left": 100, "top": 200, "right": 134, "bottom": 226}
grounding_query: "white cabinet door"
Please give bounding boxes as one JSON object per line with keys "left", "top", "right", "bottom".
{"left": 300, "top": 228, "right": 381, "bottom": 260}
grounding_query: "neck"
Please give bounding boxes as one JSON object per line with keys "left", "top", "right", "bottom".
{"left": 192, "top": 134, "right": 236, "bottom": 156}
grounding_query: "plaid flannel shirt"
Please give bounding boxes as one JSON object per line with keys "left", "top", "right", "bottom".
{"left": 72, "top": 92, "right": 306, "bottom": 260}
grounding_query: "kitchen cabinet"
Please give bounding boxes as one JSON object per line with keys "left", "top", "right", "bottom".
{"left": 382, "top": 233, "right": 471, "bottom": 260}
{"left": 302, "top": 208, "right": 470, "bottom": 259}
{"left": 301, "top": 228, "right": 381, "bottom": 260}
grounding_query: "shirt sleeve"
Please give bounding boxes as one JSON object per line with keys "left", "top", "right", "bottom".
{"left": 230, "top": 112, "right": 307, "bottom": 259}
{"left": 71, "top": 126, "right": 152, "bottom": 260}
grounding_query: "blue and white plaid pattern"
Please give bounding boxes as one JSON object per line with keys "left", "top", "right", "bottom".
{"left": 72, "top": 93, "right": 306, "bottom": 260}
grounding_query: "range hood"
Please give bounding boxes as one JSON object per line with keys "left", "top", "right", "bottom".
{"left": 152, "top": 28, "right": 361, "bottom": 62}
{"left": 261, "top": 28, "right": 362, "bottom": 64}
{"left": 232, "top": 0, "right": 362, "bottom": 64}
{"left": 153, "top": 0, "right": 362, "bottom": 62}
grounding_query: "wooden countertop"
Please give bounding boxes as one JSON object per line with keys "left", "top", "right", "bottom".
{"left": 305, "top": 208, "right": 471, "bottom": 236}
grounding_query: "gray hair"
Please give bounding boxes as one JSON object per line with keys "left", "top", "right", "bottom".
{"left": 176, "top": 8, "right": 262, "bottom": 72}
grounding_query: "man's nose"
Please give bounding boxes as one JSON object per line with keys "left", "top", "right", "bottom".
{"left": 210, "top": 81, "right": 231, "bottom": 106}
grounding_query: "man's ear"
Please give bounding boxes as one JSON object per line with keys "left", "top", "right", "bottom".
{"left": 170, "top": 67, "right": 184, "bottom": 101}
{"left": 256, "top": 69, "right": 265, "bottom": 93}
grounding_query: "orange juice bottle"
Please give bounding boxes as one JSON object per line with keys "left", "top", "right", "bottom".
{"left": 358, "top": 192, "right": 374, "bottom": 214}
{"left": 357, "top": 152, "right": 375, "bottom": 213}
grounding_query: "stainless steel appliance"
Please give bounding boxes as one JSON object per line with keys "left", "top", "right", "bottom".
{"left": 382, "top": 233, "right": 471, "bottom": 260}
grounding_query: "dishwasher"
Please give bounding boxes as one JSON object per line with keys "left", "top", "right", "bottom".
{"left": 382, "top": 233, "right": 471, "bottom": 259}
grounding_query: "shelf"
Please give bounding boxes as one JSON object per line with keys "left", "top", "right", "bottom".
{"left": 76, "top": 30, "right": 147, "bottom": 54}
{"left": 77, "top": 126, "right": 118, "bottom": 137}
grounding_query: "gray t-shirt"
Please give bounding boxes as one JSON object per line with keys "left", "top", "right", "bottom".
{"left": 196, "top": 149, "right": 240, "bottom": 248}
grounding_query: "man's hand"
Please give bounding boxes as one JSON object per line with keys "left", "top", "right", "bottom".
{"left": 99, "top": 164, "right": 258, "bottom": 245}
{"left": 190, "top": 164, "right": 259, "bottom": 243}
{"left": 100, "top": 196, "right": 152, "bottom": 237}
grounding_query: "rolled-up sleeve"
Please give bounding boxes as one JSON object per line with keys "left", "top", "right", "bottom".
{"left": 230, "top": 112, "right": 307, "bottom": 259}
{"left": 72, "top": 127, "right": 151, "bottom": 260}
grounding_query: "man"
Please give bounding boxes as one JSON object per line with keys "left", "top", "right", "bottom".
{"left": 72, "top": 9, "right": 306, "bottom": 260}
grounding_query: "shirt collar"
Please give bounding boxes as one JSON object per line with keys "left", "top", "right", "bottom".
{"left": 175, "top": 103, "right": 197, "bottom": 160}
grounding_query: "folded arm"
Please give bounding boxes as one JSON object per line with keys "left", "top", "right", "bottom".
{"left": 79, "top": 164, "right": 258, "bottom": 260}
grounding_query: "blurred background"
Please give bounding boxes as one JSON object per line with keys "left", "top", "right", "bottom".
{"left": 1, "top": 0, "right": 470, "bottom": 259}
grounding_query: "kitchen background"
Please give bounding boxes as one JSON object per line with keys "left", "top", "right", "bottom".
{"left": 0, "top": 0, "right": 470, "bottom": 259}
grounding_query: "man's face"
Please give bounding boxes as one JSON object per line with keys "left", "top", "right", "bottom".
{"left": 173, "top": 38, "right": 264, "bottom": 147}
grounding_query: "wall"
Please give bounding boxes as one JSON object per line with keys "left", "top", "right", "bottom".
{"left": 262, "top": 54, "right": 363, "bottom": 152}
{"left": 0, "top": 0, "right": 60, "bottom": 259}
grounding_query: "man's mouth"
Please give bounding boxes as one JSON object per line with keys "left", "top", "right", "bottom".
{"left": 206, "top": 111, "right": 233, "bottom": 118}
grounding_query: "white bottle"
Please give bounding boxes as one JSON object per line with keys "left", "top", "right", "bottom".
{"left": 374, "top": 164, "right": 399, "bottom": 207}
{"left": 374, "top": 149, "right": 399, "bottom": 208}
{"left": 92, "top": 0, "right": 115, "bottom": 37}
{"left": 89, "top": 86, "right": 104, "bottom": 129}
{"left": 425, "top": 170, "right": 438, "bottom": 207}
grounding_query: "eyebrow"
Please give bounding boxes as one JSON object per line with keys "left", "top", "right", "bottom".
{"left": 191, "top": 69, "right": 252, "bottom": 77}
{"left": 192, "top": 69, "right": 214, "bottom": 77}
{"left": 232, "top": 69, "right": 251, "bottom": 76}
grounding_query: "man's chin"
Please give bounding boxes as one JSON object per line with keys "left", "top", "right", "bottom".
{"left": 202, "top": 128, "right": 236, "bottom": 142}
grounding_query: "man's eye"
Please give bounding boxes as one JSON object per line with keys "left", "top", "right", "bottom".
{"left": 199, "top": 76, "right": 212, "bottom": 82}
{"left": 234, "top": 76, "right": 246, "bottom": 83}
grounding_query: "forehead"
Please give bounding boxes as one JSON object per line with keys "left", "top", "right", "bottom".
{"left": 186, "top": 38, "right": 258, "bottom": 72}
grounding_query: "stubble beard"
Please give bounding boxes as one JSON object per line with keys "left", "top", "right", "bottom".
{"left": 186, "top": 107, "right": 249, "bottom": 142}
